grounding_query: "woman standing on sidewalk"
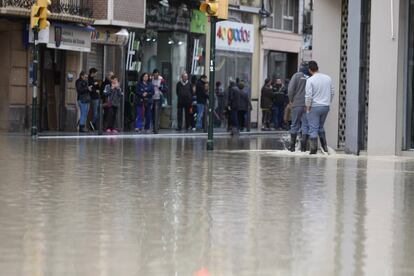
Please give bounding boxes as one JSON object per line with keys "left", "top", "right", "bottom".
{"left": 76, "top": 71, "right": 91, "bottom": 133}
{"left": 135, "top": 73, "right": 154, "bottom": 133}
{"left": 103, "top": 75, "right": 123, "bottom": 133}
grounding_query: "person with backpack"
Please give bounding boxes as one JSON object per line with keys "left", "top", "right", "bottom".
{"left": 103, "top": 75, "right": 123, "bottom": 134}
{"left": 76, "top": 71, "right": 91, "bottom": 133}
{"left": 135, "top": 73, "right": 154, "bottom": 134}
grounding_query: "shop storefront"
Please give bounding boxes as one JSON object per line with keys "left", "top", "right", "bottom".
{"left": 215, "top": 21, "right": 254, "bottom": 94}
{"left": 142, "top": 1, "right": 206, "bottom": 128}
{"left": 28, "top": 23, "right": 92, "bottom": 131}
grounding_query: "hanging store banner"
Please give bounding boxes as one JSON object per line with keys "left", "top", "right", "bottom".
{"left": 215, "top": 21, "right": 254, "bottom": 53}
{"left": 47, "top": 24, "right": 92, "bottom": 52}
{"left": 190, "top": 10, "right": 207, "bottom": 34}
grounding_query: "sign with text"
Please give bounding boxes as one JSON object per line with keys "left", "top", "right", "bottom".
{"left": 215, "top": 21, "right": 254, "bottom": 53}
{"left": 48, "top": 24, "right": 91, "bottom": 52}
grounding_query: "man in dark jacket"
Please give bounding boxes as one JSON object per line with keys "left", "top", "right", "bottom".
{"left": 238, "top": 81, "right": 251, "bottom": 131}
{"left": 260, "top": 78, "right": 273, "bottom": 130}
{"left": 288, "top": 62, "right": 310, "bottom": 152}
{"left": 196, "top": 75, "right": 208, "bottom": 130}
{"left": 88, "top": 68, "right": 100, "bottom": 131}
{"left": 272, "top": 78, "right": 287, "bottom": 130}
{"left": 176, "top": 73, "right": 192, "bottom": 131}
{"left": 228, "top": 81, "right": 240, "bottom": 135}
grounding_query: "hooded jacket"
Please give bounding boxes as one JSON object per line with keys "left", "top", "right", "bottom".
{"left": 288, "top": 70, "right": 309, "bottom": 108}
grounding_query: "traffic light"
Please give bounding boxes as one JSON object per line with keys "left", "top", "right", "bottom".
{"left": 200, "top": 0, "right": 228, "bottom": 20}
{"left": 38, "top": 0, "right": 51, "bottom": 30}
{"left": 30, "top": 4, "right": 40, "bottom": 29}
{"left": 30, "top": 0, "right": 51, "bottom": 30}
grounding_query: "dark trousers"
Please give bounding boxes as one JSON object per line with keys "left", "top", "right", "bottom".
{"left": 230, "top": 109, "right": 239, "bottom": 129}
{"left": 273, "top": 105, "right": 285, "bottom": 129}
{"left": 152, "top": 99, "right": 161, "bottom": 133}
{"left": 105, "top": 106, "right": 118, "bottom": 130}
{"left": 177, "top": 103, "right": 191, "bottom": 130}
{"left": 262, "top": 109, "right": 272, "bottom": 128}
{"left": 238, "top": 110, "right": 247, "bottom": 130}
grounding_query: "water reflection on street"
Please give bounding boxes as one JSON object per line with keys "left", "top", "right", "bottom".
{"left": 0, "top": 135, "right": 413, "bottom": 275}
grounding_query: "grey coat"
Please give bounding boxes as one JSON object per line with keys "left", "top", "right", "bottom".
{"left": 288, "top": 72, "right": 309, "bottom": 108}
{"left": 104, "top": 84, "right": 124, "bottom": 108}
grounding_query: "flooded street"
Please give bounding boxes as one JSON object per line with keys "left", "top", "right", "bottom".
{"left": 0, "top": 135, "right": 413, "bottom": 276}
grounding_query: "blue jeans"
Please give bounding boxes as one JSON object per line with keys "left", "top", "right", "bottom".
{"left": 136, "top": 103, "right": 152, "bottom": 130}
{"left": 307, "top": 106, "right": 330, "bottom": 139}
{"left": 196, "top": 104, "right": 205, "bottom": 129}
{"left": 272, "top": 105, "right": 284, "bottom": 129}
{"left": 77, "top": 100, "right": 90, "bottom": 126}
{"left": 91, "top": 99, "right": 100, "bottom": 124}
{"left": 290, "top": 106, "right": 309, "bottom": 135}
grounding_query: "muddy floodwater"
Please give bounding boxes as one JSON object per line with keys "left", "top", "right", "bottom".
{"left": 0, "top": 135, "right": 413, "bottom": 276}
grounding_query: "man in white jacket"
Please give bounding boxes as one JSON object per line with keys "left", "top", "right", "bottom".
{"left": 305, "top": 61, "right": 334, "bottom": 154}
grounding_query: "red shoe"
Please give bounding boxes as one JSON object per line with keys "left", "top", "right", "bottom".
{"left": 106, "top": 128, "right": 112, "bottom": 133}
{"left": 111, "top": 129, "right": 118, "bottom": 134}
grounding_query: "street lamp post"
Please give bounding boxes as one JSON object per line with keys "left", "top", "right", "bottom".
{"left": 207, "top": 17, "right": 217, "bottom": 151}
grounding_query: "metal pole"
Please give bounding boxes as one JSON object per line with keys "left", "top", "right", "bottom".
{"left": 207, "top": 17, "right": 216, "bottom": 151}
{"left": 31, "top": 28, "right": 39, "bottom": 137}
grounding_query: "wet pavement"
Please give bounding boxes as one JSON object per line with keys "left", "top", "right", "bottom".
{"left": 0, "top": 135, "right": 414, "bottom": 276}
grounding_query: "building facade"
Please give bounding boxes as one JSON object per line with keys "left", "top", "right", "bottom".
{"left": 256, "top": 0, "right": 312, "bottom": 128}
{"left": 0, "top": 0, "right": 93, "bottom": 132}
{"left": 313, "top": 0, "right": 414, "bottom": 156}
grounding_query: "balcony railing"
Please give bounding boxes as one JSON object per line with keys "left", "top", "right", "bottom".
{"left": 0, "top": 0, "right": 92, "bottom": 18}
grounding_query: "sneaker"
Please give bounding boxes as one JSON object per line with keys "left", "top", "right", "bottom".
{"left": 192, "top": 128, "right": 196, "bottom": 131}
{"left": 111, "top": 129, "right": 118, "bottom": 134}
{"left": 105, "top": 128, "right": 112, "bottom": 133}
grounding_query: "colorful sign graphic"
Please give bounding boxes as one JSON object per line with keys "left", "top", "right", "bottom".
{"left": 215, "top": 21, "right": 254, "bottom": 53}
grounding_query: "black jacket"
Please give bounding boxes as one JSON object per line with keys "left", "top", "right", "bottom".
{"left": 239, "top": 89, "right": 251, "bottom": 111}
{"left": 176, "top": 81, "right": 193, "bottom": 106}
{"left": 196, "top": 79, "right": 209, "bottom": 104}
{"left": 88, "top": 76, "right": 100, "bottom": 100}
{"left": 76, "top": 78, "right": 90, "bottom": 103}
{"left": 273, "top": 85, "right": 288, "bottom": 106}
{"left": 260, "top": 85, "right": 273, "bottom": 109}
{"left": 228, "top": 85, "right": 241, "bottom": 110}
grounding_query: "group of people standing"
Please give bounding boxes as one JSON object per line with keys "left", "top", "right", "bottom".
{"left": 284, "top": 60, "right": 334, "bottom": 154}
{"left": 260, "top": 78, "right": 290, "bottom": 131}
{"left": 76, "top": 68, "right": 123, "bottom": 133}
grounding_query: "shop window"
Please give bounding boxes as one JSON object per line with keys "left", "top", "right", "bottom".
{"left": 266, "top": 0, "right": 298, "bottom": 33}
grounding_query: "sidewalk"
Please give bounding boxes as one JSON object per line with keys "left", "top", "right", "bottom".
{"left": 37, "top": 128, "right": 289, "bottom": 139}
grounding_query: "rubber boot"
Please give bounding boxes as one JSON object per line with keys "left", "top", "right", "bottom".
{"left": 300, "top": 134, "right": 309, "bottom": 152}
{"left": 289, "top": 133, "right": 297, "bottom": 152}
{"left": 310, "top": 138, "right": 318, "bottom": 155}
{"left": 319, "top": 132, "right": 328, "bottom": 153}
